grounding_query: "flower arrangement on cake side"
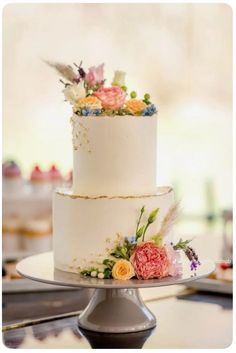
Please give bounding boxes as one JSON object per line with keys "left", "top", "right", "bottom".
{"left": 79, "top": 204, "right": 200, "bottom": 280}
{"left": 46, "top": 60, "right": 157, "bottom": 117}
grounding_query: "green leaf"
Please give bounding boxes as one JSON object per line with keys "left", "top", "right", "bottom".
{"left": 110, "top": 251, "right": 122, "bottom": 259}
{"left": 110, "top": 245, "right": 127, "bottom": 259}
{"left": 120, "top": 247, "right": 127, "bottom": 257}
{"left": 104, "top": 267, "right": 112, "bottom": 279}
{"left": 80, "top": 267, "right": 99, "bottom": 276}
{"left": 80, "top": 270, "right": 90, "bottom": 276}
{"left": 148, "top": 208, "right": 159, "bottom": 224}
{"left": 103, "top": 259, "right": 115, "bottom": 269}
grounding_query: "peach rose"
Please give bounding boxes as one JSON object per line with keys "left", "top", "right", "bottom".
{"left": 112, "top": 259, "right": 135, "bottom": 280}
{"left": 73, "top": 96, "right": 102, "bottom": 111}
{"left": 125, "top": 99, "right": 147, "bottom": 115}
{"left": 93, "top": 86, "right": 126, "bottom": 110}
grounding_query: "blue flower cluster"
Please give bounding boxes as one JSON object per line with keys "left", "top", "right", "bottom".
{"left": 81, "top": 107, "right": 102, "bottom": 116}
{"left": 125, "top": 236, "right": 137, "bottom": 245}
{"left": 142, "top": 104, "right": 157, "bottom": 116}
{"left": 94, "top": 109, "right": 102, "bottom": 116}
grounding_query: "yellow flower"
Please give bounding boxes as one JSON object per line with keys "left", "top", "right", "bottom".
{"left": 73, "top": 96, "right": 102, "bottom": 112}
{"left": 112, "top": 259, "right": 135, "bottom": 280}
{"left": 125, "top": 99, "right": 146, "bottom": 115}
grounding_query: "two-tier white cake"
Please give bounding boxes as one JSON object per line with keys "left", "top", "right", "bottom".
{"left": 53, "top": 115, "right": 175, "bottom": 273}
{"left": 50, "top": 61, "right": 198, "bottom": 281}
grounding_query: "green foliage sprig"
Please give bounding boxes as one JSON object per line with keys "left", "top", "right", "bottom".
{"left": 102, "top": 259, "right": 115, "bottom": 279}
{"left": 81, "top": 267, "right": 99, "bottom": 276}
{"left": 135, "top": 206, "right": 145, "bottom": 240}
{"left": 110, "top": 239, "right": 135, "bottom": 260}
{"left": 173, "top": 238, "right": 192, "bottom": 251}
{"left": 135, "top": 206, "right": 160, "bottom": 242}
{"left": 142, "top": 208, "right": 159, "bottom": 241}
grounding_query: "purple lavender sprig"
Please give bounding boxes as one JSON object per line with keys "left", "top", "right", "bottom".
{"left": 173, "top": 238, "right": 201, "bottom": 272}
{"left": 185, "top": 246, "right": 201, "bottom": 271}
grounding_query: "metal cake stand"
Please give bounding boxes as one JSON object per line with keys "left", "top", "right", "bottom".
{"left": 16, "top": 252, "right": 215, "bottom": 333}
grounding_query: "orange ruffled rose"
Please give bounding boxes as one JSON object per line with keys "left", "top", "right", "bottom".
{"left": 125, "top": 99, "right": 146, "bottom": 115}
{"left": 112, "top": 259, "right": 135, "bottom": 280}
{"left": 73, "top": 96, "right": 102, "bottom": 111}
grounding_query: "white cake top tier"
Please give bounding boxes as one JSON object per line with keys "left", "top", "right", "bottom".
{"left": 71, "top": 115, "right": 157, "bottom": 197}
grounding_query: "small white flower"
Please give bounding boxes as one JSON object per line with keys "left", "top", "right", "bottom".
{"left": 112, "top": 70, "right": 126, "bottom": 87}
{"left": 91, "top": 271, "right": 97, "bottom": 278}
{"left": 98, "top": 272, "right": 105, "bottom": 279}
{"left": 63, "top": 82, "right": 86, "bottom": 104}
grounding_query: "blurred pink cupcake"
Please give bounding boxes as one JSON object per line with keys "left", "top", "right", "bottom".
{"left": 48, "top": 165, "right": 63, "bottom": 188}
{"left": 30, "top": 165, "right": 51, "bottom": 193}
{"left": 2, "top": 160, "right": 23, "bottom": 195}
{"left": 2, "top": 160, "right": 21, "bottom": 178}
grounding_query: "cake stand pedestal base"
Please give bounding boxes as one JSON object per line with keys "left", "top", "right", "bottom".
{"left": 16, "top": 252, "right": 215, "bottom": 335}
{"left": 78, "top": 288, "right": 156, "bottom": 333}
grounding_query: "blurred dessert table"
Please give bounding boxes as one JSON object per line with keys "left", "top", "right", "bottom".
{"left": 2, "top": 285, "right": 232, "bottom": 349}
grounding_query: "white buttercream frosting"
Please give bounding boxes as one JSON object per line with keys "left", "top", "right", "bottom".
{"left": 71, "top": 115, "right": 157, "bottom": 196}
{"left": 53, "top": 187, "right": 175, "bottom": 273}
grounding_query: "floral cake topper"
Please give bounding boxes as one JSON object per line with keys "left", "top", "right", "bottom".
{"left": 46, "top": 60, "right": 157, "bottom": 117}
{"left": 79, "top": 204, "right": 201, "bottom": 280}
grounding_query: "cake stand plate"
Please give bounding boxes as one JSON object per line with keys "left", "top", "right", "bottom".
{"left": 16, "top": 252, "right": 215, "bottom": 333}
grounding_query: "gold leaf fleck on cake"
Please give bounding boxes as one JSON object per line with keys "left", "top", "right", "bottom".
{"left": 71, "top": 117, "right": 91, "bottom": 152}
{"left": 56, "top": 186, "right": 173, "bottom": 199}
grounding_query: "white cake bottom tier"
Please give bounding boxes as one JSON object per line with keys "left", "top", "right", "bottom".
{"left": 53, "top": 186, "right": 175, "bottom": 273}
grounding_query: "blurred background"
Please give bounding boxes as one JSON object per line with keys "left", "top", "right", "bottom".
{"left": 2, "top": 3, "right": 233, "bottom": 348}
{"left": 3, "top": 2, "right": 232, "bottom": 248}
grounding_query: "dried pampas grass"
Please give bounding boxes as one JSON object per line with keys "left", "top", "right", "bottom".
{"left": 158, "top": 202, "right": 180, "bottom": 238}
{"left": 44, "top": 60, "right": 77, "bottom": 83}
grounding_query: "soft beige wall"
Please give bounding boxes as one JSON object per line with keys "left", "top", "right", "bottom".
{"left": 3, "top": 3, "right": 232, "bottom": 210}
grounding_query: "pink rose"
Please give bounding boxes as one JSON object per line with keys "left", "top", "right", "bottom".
{"left": 93, "top": 86, "right": 126, "bottom": 110}
{"left": 165, "top": 244, "right": 182, "bottom": 277}
{"left": 85, "top": 64, "right": 104, "bottom": 87}
{"left": 130, "top": 242, "right": 170, "bottom": 280}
